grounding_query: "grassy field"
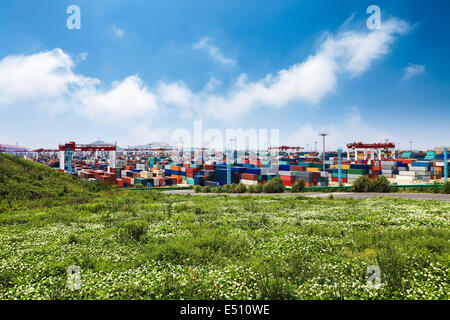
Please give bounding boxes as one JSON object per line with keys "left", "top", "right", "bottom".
{"left": 1, "top": 190, "right": 449, "bottom": 300}
{"left": 0, "top": 154, "right": 449, "bottom": 300}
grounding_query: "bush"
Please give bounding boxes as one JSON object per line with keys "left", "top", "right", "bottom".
{"left": 254, "top": 183, "right": 263, "bottom": 193}
{"left": 213, "top": 186, "right": 223, "bottom": 193}
{"left": 194, "top": 185, "right": 202, "bottom": 193}
{"left": 442, "top": 181, "right": 450, "bottom": 194}
{"left": 247, "top": 185, "right": 255, "bottom": 193}
{"left": 263, "top": 177, "right": 285, "bottom": 193}
{"left": 118, "top": 220, "right": 148, "bottom": 241}
{"left": 224, "top": 184, "right": 232, "bottom": 193}
{"left": 235, "top": 183, "right": 247, "bottom": 193}
{"left": 230, "top": 183, "right": 238, "bottom": 193}
{"left": 353, "top": 176, "right": 371, "bottom": 192}
{"left": 203, "top": 186, "right": 211, "bottom": 193}
{"left": 370, "top": 176, "right": 392, "bottom": 193}
{"left": 291, "top": 179, "right": 305, "bottom": 193}
{"left": 353, "top": 176, "right": 391, "bottom": 193}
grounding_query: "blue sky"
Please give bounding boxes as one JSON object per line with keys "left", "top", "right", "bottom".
{"left": 0, "top": 0, "right": 449, "bottom": 150}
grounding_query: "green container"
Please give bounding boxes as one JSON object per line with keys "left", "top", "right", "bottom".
{"left": 134, "top": 178, "right": 150, "bottom": 185}
{"left": 347, "top": 169, "right": 365, "bottom": 175}
{"left": 298, "top": 162, "right": 312, "bottom": 167}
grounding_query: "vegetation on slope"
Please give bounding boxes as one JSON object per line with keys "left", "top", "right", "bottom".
{"left": 0, "top": 153, "right": 110, "bottom": 211}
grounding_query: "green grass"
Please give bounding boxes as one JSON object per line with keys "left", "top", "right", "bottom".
{"left": 0, "top": 190, "right": 448, "bottom": 300}
{"left": 0, "top": 153, "right": 112, "bottom": 211}
{"left": 0, "top": 155, "right": 449, "bottom": 300}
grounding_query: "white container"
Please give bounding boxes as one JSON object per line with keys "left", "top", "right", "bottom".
{"left": 399, "top": 171, "right": 417, "bottom": 176}
{"left": 240, "top": 179, "right": 258, "bottom": 186}
{"left": 278, "top": 171, "right": 295, "bottom": 176}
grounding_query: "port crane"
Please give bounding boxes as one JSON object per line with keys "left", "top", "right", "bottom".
{"left": 346, "top": 142, "right": 396, "bottom": 163}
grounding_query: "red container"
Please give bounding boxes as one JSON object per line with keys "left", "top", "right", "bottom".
{"left": 280, "top": 175, "right": 294, "bottom": 182}
{"left": 242, "top": 173, "right": 258, "bottom": 181}
{"left": 290, "top": 165, "right": 306, "bottom": 171}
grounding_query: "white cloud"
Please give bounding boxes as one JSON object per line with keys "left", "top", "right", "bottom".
{"left": 0, "top": 48, "right": 98, "bottom": 112}
{"left": 0, "top": 17, "right": 411, "bottom": 127}
{"left": 0, "top": 49, "right": 157, "bottom": 123}
{"left": 203, "top": 77, "right": 222, "bottom": 92}
{"left": 402, "top": 63, "right": 425, "bottom": 80}
{"left": 75, "top": 75, "right": 158, "bottom": 123}
{"left": 193, "top": 37, "right": 236, "bottom": 65}
{"left": 112, "top": 25, "right": 124, "bottom": 38}
{"left": 157, "top": 81, "right": 196, "bottom": 109}
{"left": 185, "top": 18, "right": 410, "bottom": 119}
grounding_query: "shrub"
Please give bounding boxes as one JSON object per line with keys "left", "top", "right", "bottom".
{"left": 203, "top": 186, "right": 211, "bottom": 193}
{"left": 134, "top": 183, "right": 144, "bottom": 188}
{"left": 370, "top": 176, "right": 392, "bottom": 193}
{"left": 194, "top": 185, "right": 202, "bottom": 193}
{"left": 213, "top": 186, "right": 223, "bottom": 193}
{"left": 442, "top": 181, "right": 450, "bottom": 194}
{"left": 118, "top": 220, "right": 148, "bottom": 241}
{"left": 254, "top": 183, "right": 263, "bottom": 193}
{"left": 263, "top": 177, "right": 285, "bottom": 193}
{"left": 224, "top": 184, "right": 232, "bottom": 193}
{"left": 291, "top": 179, "right": 305, "bottom": 193}
{"left": 230, "top": 183, "right": 238, "bottom": 193}
{"left": 235, "top": 183, "right": 247, "bottom": 193}
{"left": 353, "top": 176, "right": 391, "bottom": 193}
{"left": 247, "top": 185, "right": 255, "bottom": 193}
{"left": 353, "top": 176, "right": 371, "bottom": 192}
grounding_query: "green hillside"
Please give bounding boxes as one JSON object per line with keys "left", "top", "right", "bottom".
{"left": 0, "top": 153, "right": 109, "bottom": 209}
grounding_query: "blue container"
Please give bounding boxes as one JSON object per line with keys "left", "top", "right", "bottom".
{"left": 245, "top": 168, "right": 261, "bottom": 175}
{"left": 412, "top": 162, "right": 430, "bottom": 167}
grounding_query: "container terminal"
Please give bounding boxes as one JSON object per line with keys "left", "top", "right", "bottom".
{"left": 2, "top": 141, "right": 448, "bottom": 189}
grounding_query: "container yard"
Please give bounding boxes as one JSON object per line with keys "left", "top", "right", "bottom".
{"left": 8, "top": 141, "right": 448, "bottom": 190}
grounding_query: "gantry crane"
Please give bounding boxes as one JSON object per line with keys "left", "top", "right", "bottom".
{"left": 346, "top": 141, "right": 396, "bottom": 162}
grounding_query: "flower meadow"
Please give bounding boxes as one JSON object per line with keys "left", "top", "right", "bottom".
{"left": 0, "top": 191, "right": 448, "bottom": 300}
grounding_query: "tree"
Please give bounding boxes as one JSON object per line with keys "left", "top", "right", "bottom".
{"left": 263, "top": 177, "right": 285, "bottom": 193}
{"left": 291, "top": 179, "right": 305, "bottom": 193}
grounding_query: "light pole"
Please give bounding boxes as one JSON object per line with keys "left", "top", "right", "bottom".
{"left": 410, "top": 141, "right": 413, "bottom": 152}
{"left": 180, "top": 137, "right": 184, "bottom": 162}
{"left": 319, "top": 133, "right": 329, "bottom": 174}
{"left": 315, "top": 141, "right": 318, "bottom": 153}
{"left": 306, "top": 144, "right": 309, "bottom": 152}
